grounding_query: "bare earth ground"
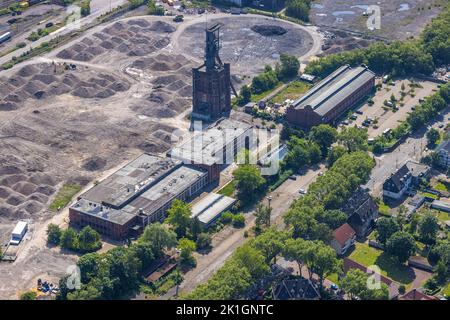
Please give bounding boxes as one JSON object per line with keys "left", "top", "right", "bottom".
{"left": 311, "top": 0, "right": 444, "bottom": 40}
{"left": 0, "top": 13, "right": 321, "bottom": 299}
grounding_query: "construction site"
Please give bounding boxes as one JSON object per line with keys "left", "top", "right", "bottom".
{"left": 0, "top": 13, "right": 320, "bottom": 298}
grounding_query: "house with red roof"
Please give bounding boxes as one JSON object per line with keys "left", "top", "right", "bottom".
{"left": 331, "top": 223, "right": 356, "bottom": 255}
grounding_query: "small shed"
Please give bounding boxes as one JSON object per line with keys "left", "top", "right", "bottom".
{"left": 10, "top": 220, "right": 28, "bottom": 245}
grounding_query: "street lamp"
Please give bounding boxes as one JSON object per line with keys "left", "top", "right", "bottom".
{"left": 266, "top": 196, "right": 272, "bottom": 227}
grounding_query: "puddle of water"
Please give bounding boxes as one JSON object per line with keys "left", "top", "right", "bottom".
{"left": 312, "top": 3, "right": 324, "bottom": 9}
{"left": 332, "top": 11, "right": 356, "bottom": 16}
{"left": 351, "top": 4, "right": 370, "bottom": 10}
{"left": 398, "top": 3, "right": 410, "bottom": 11}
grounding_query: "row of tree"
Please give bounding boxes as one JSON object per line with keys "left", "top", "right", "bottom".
{"left": 306, "top": 3, "right": 450, "bottom": 78}
{"left": 47, "top": 224, "right": 102, "bottom": 253}
{"left": 238, "top": 54, "right": 300, "bottom": 105}
{"left": 285, "top": 0, "right": 312, "bottom": 22}
{"left": 188, "top": 151, "right": 378, "bottom": 299}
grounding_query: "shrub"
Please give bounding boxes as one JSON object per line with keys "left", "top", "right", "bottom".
{"left": 232, "top": 214, "right": 245, "bottom": 228}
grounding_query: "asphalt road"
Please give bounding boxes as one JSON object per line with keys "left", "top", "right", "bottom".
{"left": 162, "top": 163, "right": 325, "bottom": 298}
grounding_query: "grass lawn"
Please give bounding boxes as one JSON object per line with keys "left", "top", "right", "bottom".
{"left": 378, "top": 201, "right": 392, "bottom": 216}
{"left": 251, "top": 82, "right": 283, "bottom": 102}
{"left": 434, "top": 181, "right": 449, "bottom": 193}
{"left": 270, "top": 81, "right": 311, "bottom": 104}
{"left": 49, "top": 184, "right": 82, "bottom": 212}
{"left": 433, "top": 209, "right": 450, "bottom": 222}
{"left": 349, "top": 243, "right": 415, "bottom": 286}
{"left": 218, "top": 181, "right": 236, "bottom": 197}
{"left": 442, "top": 282, "right": 450, "bottom": 297}
{"left": 326, "top": 273, "right": 339, "bottom": 285}
{"left": 419, "top": 191, "right": 439, "bottom": 200}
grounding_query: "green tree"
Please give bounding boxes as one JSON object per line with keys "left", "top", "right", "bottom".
{"left": 309, "top": 242, "right": 340, "bottom": 289}
{"left": 376, "top": 217, "right": 400, "bottom": 245}
{"left": 251, "top": 228, "right": 289, "bottom": 264}
{"left": 285, "top": 0, "right": 311, "bottom": 22}
{"left": 47, "top": 223, "right": 62, "bottom": 245}
{"left": 310, "top": 124, "right": 338, "bottom": 156}
{"left": 166, "top": 200, "right": 192, "bottom": 238}
{"left": 234, "top": 244, "right": 269, "bottom": 278}
{"left": 426, "top": 128, "right": 440, "bottom": 146}
{"left": 418, "top": 213, "right": 439, "bottom": 245}
{"left": 80, "top": 0, "right": 90, "bottom": 17}
{"left": 140, "top": 223, "right": 177, "bottom": 258}
{"left": 20, "top": 291, "right": 37, "bottom": 300}
{"left": 238, "top": 85, "right": 252, "bottom": 105}
{"left": 316, "top": 209, "right": 348, "bottom": 230}
{"left": 233, "top": 164, "right": 266, "bottom": 202}
{"left": 148, "top": 0, "right": 164, "bottom": 15}
{"left": 386, "top": 231, "right": 416, "bottom": 263}
{"left": 276, "top": 54, "right": 300, "bottom": 80}
{"left": 60, "top": 228, "right": 79, "bottom": 250}
{"left": 78, "top": 226, "right": 102, "bottom": 252}
{"left": 196, "top": 232, "right": 212, "bottom": 250}
{"left": 341, "top": 269, "right": 389, "bottom": 300}
{"left": 283, "top": 237, "right": 309, "bottom": 275}
{"left": 255, "top": 203, "right": 271, "bottom": 230}
{"left": 326, "top": 145, "right": 347, "bottom": 167}
{"left": 178, "top": 238, "right": 197, "bottom": 267}
{"left": 338, "top": 126, "right": 368, "bottom": 152}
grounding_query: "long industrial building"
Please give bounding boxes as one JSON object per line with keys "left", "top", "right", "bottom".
{"left": 169, "top": 118, "right": 254, "bottom": 183}
{"left": 69, "top": 154, "right": 208, "bottom": 240}
{"left": 286, "top": 65, "right": 375, "bottom": 128}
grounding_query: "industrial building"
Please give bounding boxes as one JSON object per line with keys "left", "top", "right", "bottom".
{"left": 286, "top": 65, "right": 375, "bottom": 129}
{"left": 69, "top": 154, "right": 208, "bottom": 240}
{"left": 169, "top": 118, "right": 254, "bottom": 183}
{"left": 191, "top": 193, "right": 236, "bottom": 227}
{"left": 191, "top": 24, "right": 237, "bottom": 122}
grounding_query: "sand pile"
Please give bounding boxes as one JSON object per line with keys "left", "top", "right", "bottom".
{"left": 81, "top": 156, "right": 107, "bottom": 172}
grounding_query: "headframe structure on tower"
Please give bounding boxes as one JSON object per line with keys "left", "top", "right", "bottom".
{"left": 191, "top": 23, "right": 237, "bottom": 122}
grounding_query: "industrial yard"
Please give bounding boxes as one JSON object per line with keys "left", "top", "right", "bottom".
{"left": 311, "top": 0, "right": 445, "bottom": 40}
{"left": 0, "top": 13, "right": 320, "bottom": 298}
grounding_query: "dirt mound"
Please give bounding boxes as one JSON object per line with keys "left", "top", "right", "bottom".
{"left": 81, "top": 156, "right": 107, "bottom": 171}
{"left": 32, "top": 74, "right": 58, "bottom": 85}
{"left": 138, "top": 140, "right": 168, "bottom": 153}
{"left": 57, "top": 48, "right": 76, "bottom": 59}
{"left": 251, "top": 25, "right": 287, "bottom": 36}
{"left": 6, "top": 194, "right": 26, "bottom": 206}
{"left": 100, "top": 41, "right": 115, "bottom": 49}
{"left": 29, "top": 173, "right": 55, "bottom": 186}
{"left": 8, "top": 76, "right": 26, "bottom": 87}
{"left": 20, "top": 200, "right": 44, "bottom": 214}
{"left": 0, "top": 102, "right": 18, "bottom": 111}
{"left": 27, "top": 193, "right": 49, "bottom": 204}
{"left": 152, "top": 75, "right": 178, "bottom": 86}
{"left": 18, "top": 65, "right": 39, "bottom": 77}
{"left": 73, "top": 51, "right": 94, "bottom": 62}
{"left": 178, "top": 85, "right": 192, "bottom": 98}
{"left": 48, "top": 83, "right": 71, "bottom": 96}
{"left": 0, "top": 187, "right": 10, "bottom": 199}
{"left": 150, "top": 21, "right": 176, "bottom": 33}
{"left": 167, "top": 79, "right": 187, "bottom": 91}
{"left": 81, "top": 37, "right": 94, "bottom": 46}
{"left": 12, "top": 181, "right": 37, "bottom": 196}
{"left": 72, "top": 86, "right": 97, "bottom": 99}
{"left": 95, "top": 89, "right": 115, "bottom": 99}
{"left": 108, "top": 81, "right": 130, "bottom": 92}
{"left": 0, "top": 174, "right": 28, "bottom": 187}
{"left": 128, "top": 19, "right": 151, "bottom": 28}
{"left": 35, "top": 185, "right": 56, "bottom": 196}
{"left": 0, "top": 165, "right": 23, "bottom": 175}
{"left": 5, "top": 93, "right": 23, "bottom": 103}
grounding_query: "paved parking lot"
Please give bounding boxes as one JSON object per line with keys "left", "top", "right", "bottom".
{"left": 339, "top": 78, "right": 439, "bottom": 138}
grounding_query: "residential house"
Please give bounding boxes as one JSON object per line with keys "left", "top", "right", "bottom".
{"left": 383, "top": 161, "right": 429, "bottom": 200}
{"left": 383, "top": 164, "right": 412, "bottom": 200}
{"left": 437, "top": 140, "right": 450, "bottom": 168}
{"left": 331, "top": 223, "right": 356, "bottom": 255}
{"left": 399, "top": 289, "right": 438, "bottom": 300}
{"left": 272, "top": 277, "right": 321, "bottom": 300}
{"left": 341, "top": 188, "right": 378, "bottom": 239}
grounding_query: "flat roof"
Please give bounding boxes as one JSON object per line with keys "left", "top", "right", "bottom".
{"left": 72, "top": 165, "right": 207, "bottom": 225}
{"left": 82, "top": 154, "right": 181, "bottom": 208}
{"left": 191, "top": 192, "right": 236, "bottom": 225}
{"left": 12, "top": 221, "right": 27, "bottom": 236}
{"left": 292, "top": 65, "right": 375, "bottom": 116}
{"left": 170, "top": 118, "right": 253, "bottom": 166}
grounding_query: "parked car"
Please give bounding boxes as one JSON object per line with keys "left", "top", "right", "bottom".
{"left": 299, "top": 188, "right": 307, "bottom": 194}
{"left": 355, "top": 110, "right": 363, "bottom": 115}
{"left": 288, "top": 175, "right": 296, "bottom": 180}
{"left": 350, "top": 114, "right": 358, "bottom": 120}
